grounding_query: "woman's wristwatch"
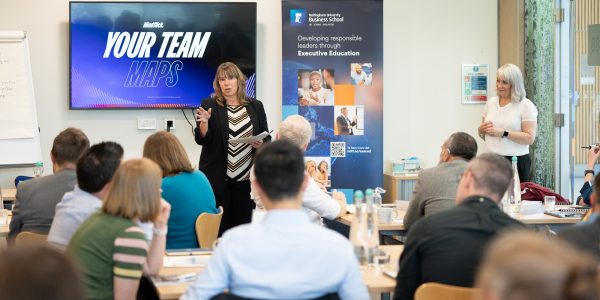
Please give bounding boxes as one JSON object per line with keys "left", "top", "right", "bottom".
{"left": 502, "top": 131, "right": 509, "bottom": 138}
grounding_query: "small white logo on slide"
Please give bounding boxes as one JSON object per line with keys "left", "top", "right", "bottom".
{"left": 143, "top": 22, "right": 164, "bottom": 28}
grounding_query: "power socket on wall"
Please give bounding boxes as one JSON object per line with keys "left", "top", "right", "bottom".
{"left": 137, "top": 118, "right": 157, "bottom": 130}
{"left": 164, "top": 119, "right": 175, "bottom": 131}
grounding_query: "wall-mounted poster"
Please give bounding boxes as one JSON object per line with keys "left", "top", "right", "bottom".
{"left": 462, "top": 63, "right": 489, "bottom": 104}
{"left": 282, "top": 0, "right": 383, "bottom": 202}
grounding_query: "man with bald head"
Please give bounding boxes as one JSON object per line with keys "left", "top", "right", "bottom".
{"left": 351, "top": 63, "right": 367, "bottom": 85}
{"left": 394, "top": 153, "right": 526, "bottom": 300}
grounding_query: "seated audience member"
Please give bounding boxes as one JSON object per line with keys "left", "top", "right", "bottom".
{"left": 182, "top": 140, "right": 368, "bottom": 299}
{"left": 476, "top": 231, "right": 600, "bottom": 300}
{"left": 254, "top": 115, "right": 347, "bottom": 224}
{"left": 394, "top": 153, "right": 526, "bottom": 300}
{"left": 9, "top": 127, "right": 90, "bottom": 242}
{"left": 578, "top": 145, "right": 600, "bottom": 207}
{"left": 143, "top": 131, "right": 218, "bottom": 249}
{"left": 0, "top": 244, "right": 85, "bottom": 300}
{"left": 67, "top": 159, "right": 171, "bottom": 300}
{"left": 47, "top": 141, "right": 123, "bottom": 250}
{"left": 559, "top": 171, "right": 600, "bottom": 260}
{"left": 403, "top": 132, "right": 478, "bottom": 229}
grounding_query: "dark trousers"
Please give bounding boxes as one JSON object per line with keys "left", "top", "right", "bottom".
{"left": 216, "top": 180, "right": 255, "bottom": 236}
{"left": 504, "top": 154, "right": 531, "bottom": 183}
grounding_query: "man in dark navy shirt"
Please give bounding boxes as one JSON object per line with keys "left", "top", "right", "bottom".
{"left": 394, "top": 153, "right": 526, "bottom": 300}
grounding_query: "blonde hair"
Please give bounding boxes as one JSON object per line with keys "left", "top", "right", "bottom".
{"left": 212, "top": 62, "right": 249, "bottom": 106}
{"left": 497, "top": 63, "right": 526, "bottom": 103}
{"left": 306, "top": 160, "right": 317, "bottom": 176}
{"left": 279, "top": 115, "right": 312, "bottom": 149}
{"left": 103, "top": 158, "right": 162, "bottom": 222}
{"left": 143, "top": 131, "right": 193, "bottom": 177}
{"left": 475, "top": 231, "right": 600, "bottom": 300}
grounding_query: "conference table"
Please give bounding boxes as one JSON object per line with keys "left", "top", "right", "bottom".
{"left": 336, "top": 204, "right": 583, "bottom": 241}
{"left": 156, "top": 245, "right": 404, "bottom": 300}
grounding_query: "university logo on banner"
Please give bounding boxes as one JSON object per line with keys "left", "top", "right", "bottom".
{"left": 290, "top": 9, "right": 307, "bottom": 26}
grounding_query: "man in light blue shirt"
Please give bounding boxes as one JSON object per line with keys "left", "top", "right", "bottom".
{"left": 47, "top": 141, "right": 123, "bottom": 249}
{"left": 182, "top": 140, "right": 368, "bottom": 300}
{"left": 351, "top": 64, "right": 368, "bottom": 85}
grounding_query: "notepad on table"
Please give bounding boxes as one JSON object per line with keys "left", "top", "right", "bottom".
{"left": 163, "top": 255, "right": 211, "bottom": 268}
{"left": 166, "top": 248, "right": 212, "bottom": 256}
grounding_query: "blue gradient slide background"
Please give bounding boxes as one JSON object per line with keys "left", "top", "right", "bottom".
{"left": 70, "top": 2, "right": 256, "bottom": 109}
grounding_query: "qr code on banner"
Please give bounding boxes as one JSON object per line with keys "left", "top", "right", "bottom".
{"left": 330, "top": 142, "right": 346, "bottom": 157}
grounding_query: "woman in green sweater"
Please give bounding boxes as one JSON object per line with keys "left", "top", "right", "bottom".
{"left": 68, "top": 158, "right": 170, "bottom": 300}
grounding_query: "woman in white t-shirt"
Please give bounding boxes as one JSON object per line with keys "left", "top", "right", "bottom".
{"left": 477, "top": 63, "right": 538, "bottom": 182}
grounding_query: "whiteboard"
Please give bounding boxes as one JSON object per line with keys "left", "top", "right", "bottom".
{"left": 0, "top": 31, "right": 42, "bottom": 166}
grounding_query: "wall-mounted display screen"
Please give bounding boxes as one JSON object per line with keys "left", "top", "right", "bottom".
{"left": 70, "top": 2, "right": 256, "bottom": 109}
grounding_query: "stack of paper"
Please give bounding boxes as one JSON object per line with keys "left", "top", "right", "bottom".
{"left": 163, "top": 255, "right": 211, "bottom": 268}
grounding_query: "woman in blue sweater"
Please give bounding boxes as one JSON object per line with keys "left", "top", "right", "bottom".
{"left": 144, "top": 131, "right": 218, "bottom": 249}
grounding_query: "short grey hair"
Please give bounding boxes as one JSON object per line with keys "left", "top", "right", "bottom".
{"left": 497, "top": 63, "right": 526, "bottom": 103}
{"left": 467, "top": 153, "right": 513, "bottom": 201}
{"left": 447, "top": 132, "right": 478, "bottom": 161}
{"left": 278, "top": 115, "right": 312, "bottom": 149}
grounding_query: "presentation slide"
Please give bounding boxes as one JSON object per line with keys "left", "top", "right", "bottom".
{"left": 70, "top": 2, "right": 256, "bottom": 109}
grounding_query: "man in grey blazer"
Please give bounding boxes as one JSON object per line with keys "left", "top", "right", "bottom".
{"left": 403, "top": 132, "right": 478, "bottom": 230}
{"left": 8, "top": 127, "right": 89, "bottom": 243}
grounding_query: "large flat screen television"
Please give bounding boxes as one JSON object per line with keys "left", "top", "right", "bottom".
{"left": 70, "top": 2, "right": 256, "bottom": 109}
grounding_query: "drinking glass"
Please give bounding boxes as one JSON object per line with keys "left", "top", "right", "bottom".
{"left": 544, "top": 196, "right": 556, "bottom": 212}
{"left": 373, "top": 248, "right": 390, "bottom": 272}
{"left": 395, "top": 200, "right": 409, "bottom": 220}
{"left": 0, "top": 209, "right": 8, "bottom": 225}
{"left": 378, "top": 207, "right": 394, "bottom": 223}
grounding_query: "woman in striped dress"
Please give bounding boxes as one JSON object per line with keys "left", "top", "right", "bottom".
{"left": 67, "top": 159, "right": 171, "bottom": 300}
{"left": 195, "top": 62, "right": 270, "bottom": 235}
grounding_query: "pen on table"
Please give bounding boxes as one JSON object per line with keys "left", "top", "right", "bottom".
{"left": 581, "top": 145, "right": 599, "bottom": 149}
{"left": 177, "top": 273, "right": 197, "bottom": 281}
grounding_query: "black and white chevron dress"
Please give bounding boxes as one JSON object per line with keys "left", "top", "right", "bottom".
{"left": 226, "top": 105, "right": 253, "bottom": 181}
